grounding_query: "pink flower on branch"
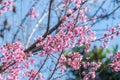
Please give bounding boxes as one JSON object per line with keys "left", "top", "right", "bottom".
{"left": 29, "top": 7, "right": 39, "bottom": 18}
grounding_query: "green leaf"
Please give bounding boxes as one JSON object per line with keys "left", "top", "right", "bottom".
{"left": 106, "top": 48, "right": 111, "bottom": 53}
{"left": 62, "top": 50, "right": 68, "bottom": 56}
{"left": 72, "top": 47, "right": 80, "bottom": 52}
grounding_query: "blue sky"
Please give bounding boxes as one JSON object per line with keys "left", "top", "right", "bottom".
{"left": 0, "top": 0, "right": 120, "bottom": 80}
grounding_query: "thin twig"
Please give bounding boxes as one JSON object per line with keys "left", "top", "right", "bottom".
{"left": 92, "top": 5, "right": 120, "bottom": 26}
{"left": 12, "top": 0, "right": 40, "bottom": 42}
{"left": 92, "top": 0, "right": 106, "bottom": 17}
{"left": 47, "top": 52, "right": 62, "bottom": 80}
{"left": 29, "top": 54, "right": 49, "bottom": 80}
{"left": 46, "top": 0, "right": 53, "bottom": 34}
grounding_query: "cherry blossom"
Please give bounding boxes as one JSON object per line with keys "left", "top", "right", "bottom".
{"left": 0, "top": 0, "right": 119, "bottom": 80}
{"left": 0, "top": 0, "right": 13, "bottom": 15}
{"left": 29, "top": 7, "right": 39, "bottom": 18}
{"left": 110, "top": 51, "right": 120, "bottom": 72}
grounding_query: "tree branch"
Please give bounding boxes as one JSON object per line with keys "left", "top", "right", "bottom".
{"left": 29, "top": 54, "right": 49, "bottom": 80}
{"left": 46, "top": 0, "right": 53, "bottom": 34}
{"left": 47, "top": 51, "right": 62, "bottom": 80}
{"left": 24, "top": 0, "right": 88, "bottom": 53}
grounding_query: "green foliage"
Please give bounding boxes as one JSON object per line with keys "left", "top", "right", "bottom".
{"left": 62, "top": 50, "right": 69, "bottom": 56}
{"left": 112, "top": 45, "right": 118, "bottom": 54}
{"left": 106, "top": 48, "right": 111, "bottom": 53}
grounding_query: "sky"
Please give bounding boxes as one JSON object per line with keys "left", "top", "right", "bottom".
{"left": 0, "top": 0, "right": 120, "bottom": 80}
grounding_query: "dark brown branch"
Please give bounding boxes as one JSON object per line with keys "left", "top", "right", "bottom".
{"left": 46, "top": 0, "right": 53, "bottom": 33}
{"left": 0, "top": 61, "right": 16, "bottom": 73}
{"left": 24, "top": 20, "right": 63, "bottom": 53}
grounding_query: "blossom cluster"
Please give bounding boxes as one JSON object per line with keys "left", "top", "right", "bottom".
{"left": 59, "top": 52, "right": 102, "bottom": 80}
{"left": 109, "top": 51, "right": 120, "bottom": 72}
{"left": 101, "top": 25, "right": 120, "bottom": 48}
{"left": 37, "top": 6, "right": 96, "bottom": 55}
{"left": 0, "top": 42, "right": 35, "bottom": 80}
{"left": 0, "top": 0, "right": 13, "bottom": 15}
{"left": 36, "top": 0, "right": 94, "bottom": 56}
{"left": 82, "top": 60, "right": 101, "bottom": 80}
{"left": 37, "top": 24, "right": 96, "bottom": 56}
{"left": 0, "top": 42, "right": 26, "bottom": 63}
{"left": 59, "top": 52, "right": 83, "bottom": 70}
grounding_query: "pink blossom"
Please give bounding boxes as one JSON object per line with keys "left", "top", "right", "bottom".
{"left": 29, "top": 7, "right": 39, "bottom": 18}
{"left": 110, "top": 51, "right": 120, "bottom": 72}
{"left": 3, "top": 1, "right": 9, "bottom": 6}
